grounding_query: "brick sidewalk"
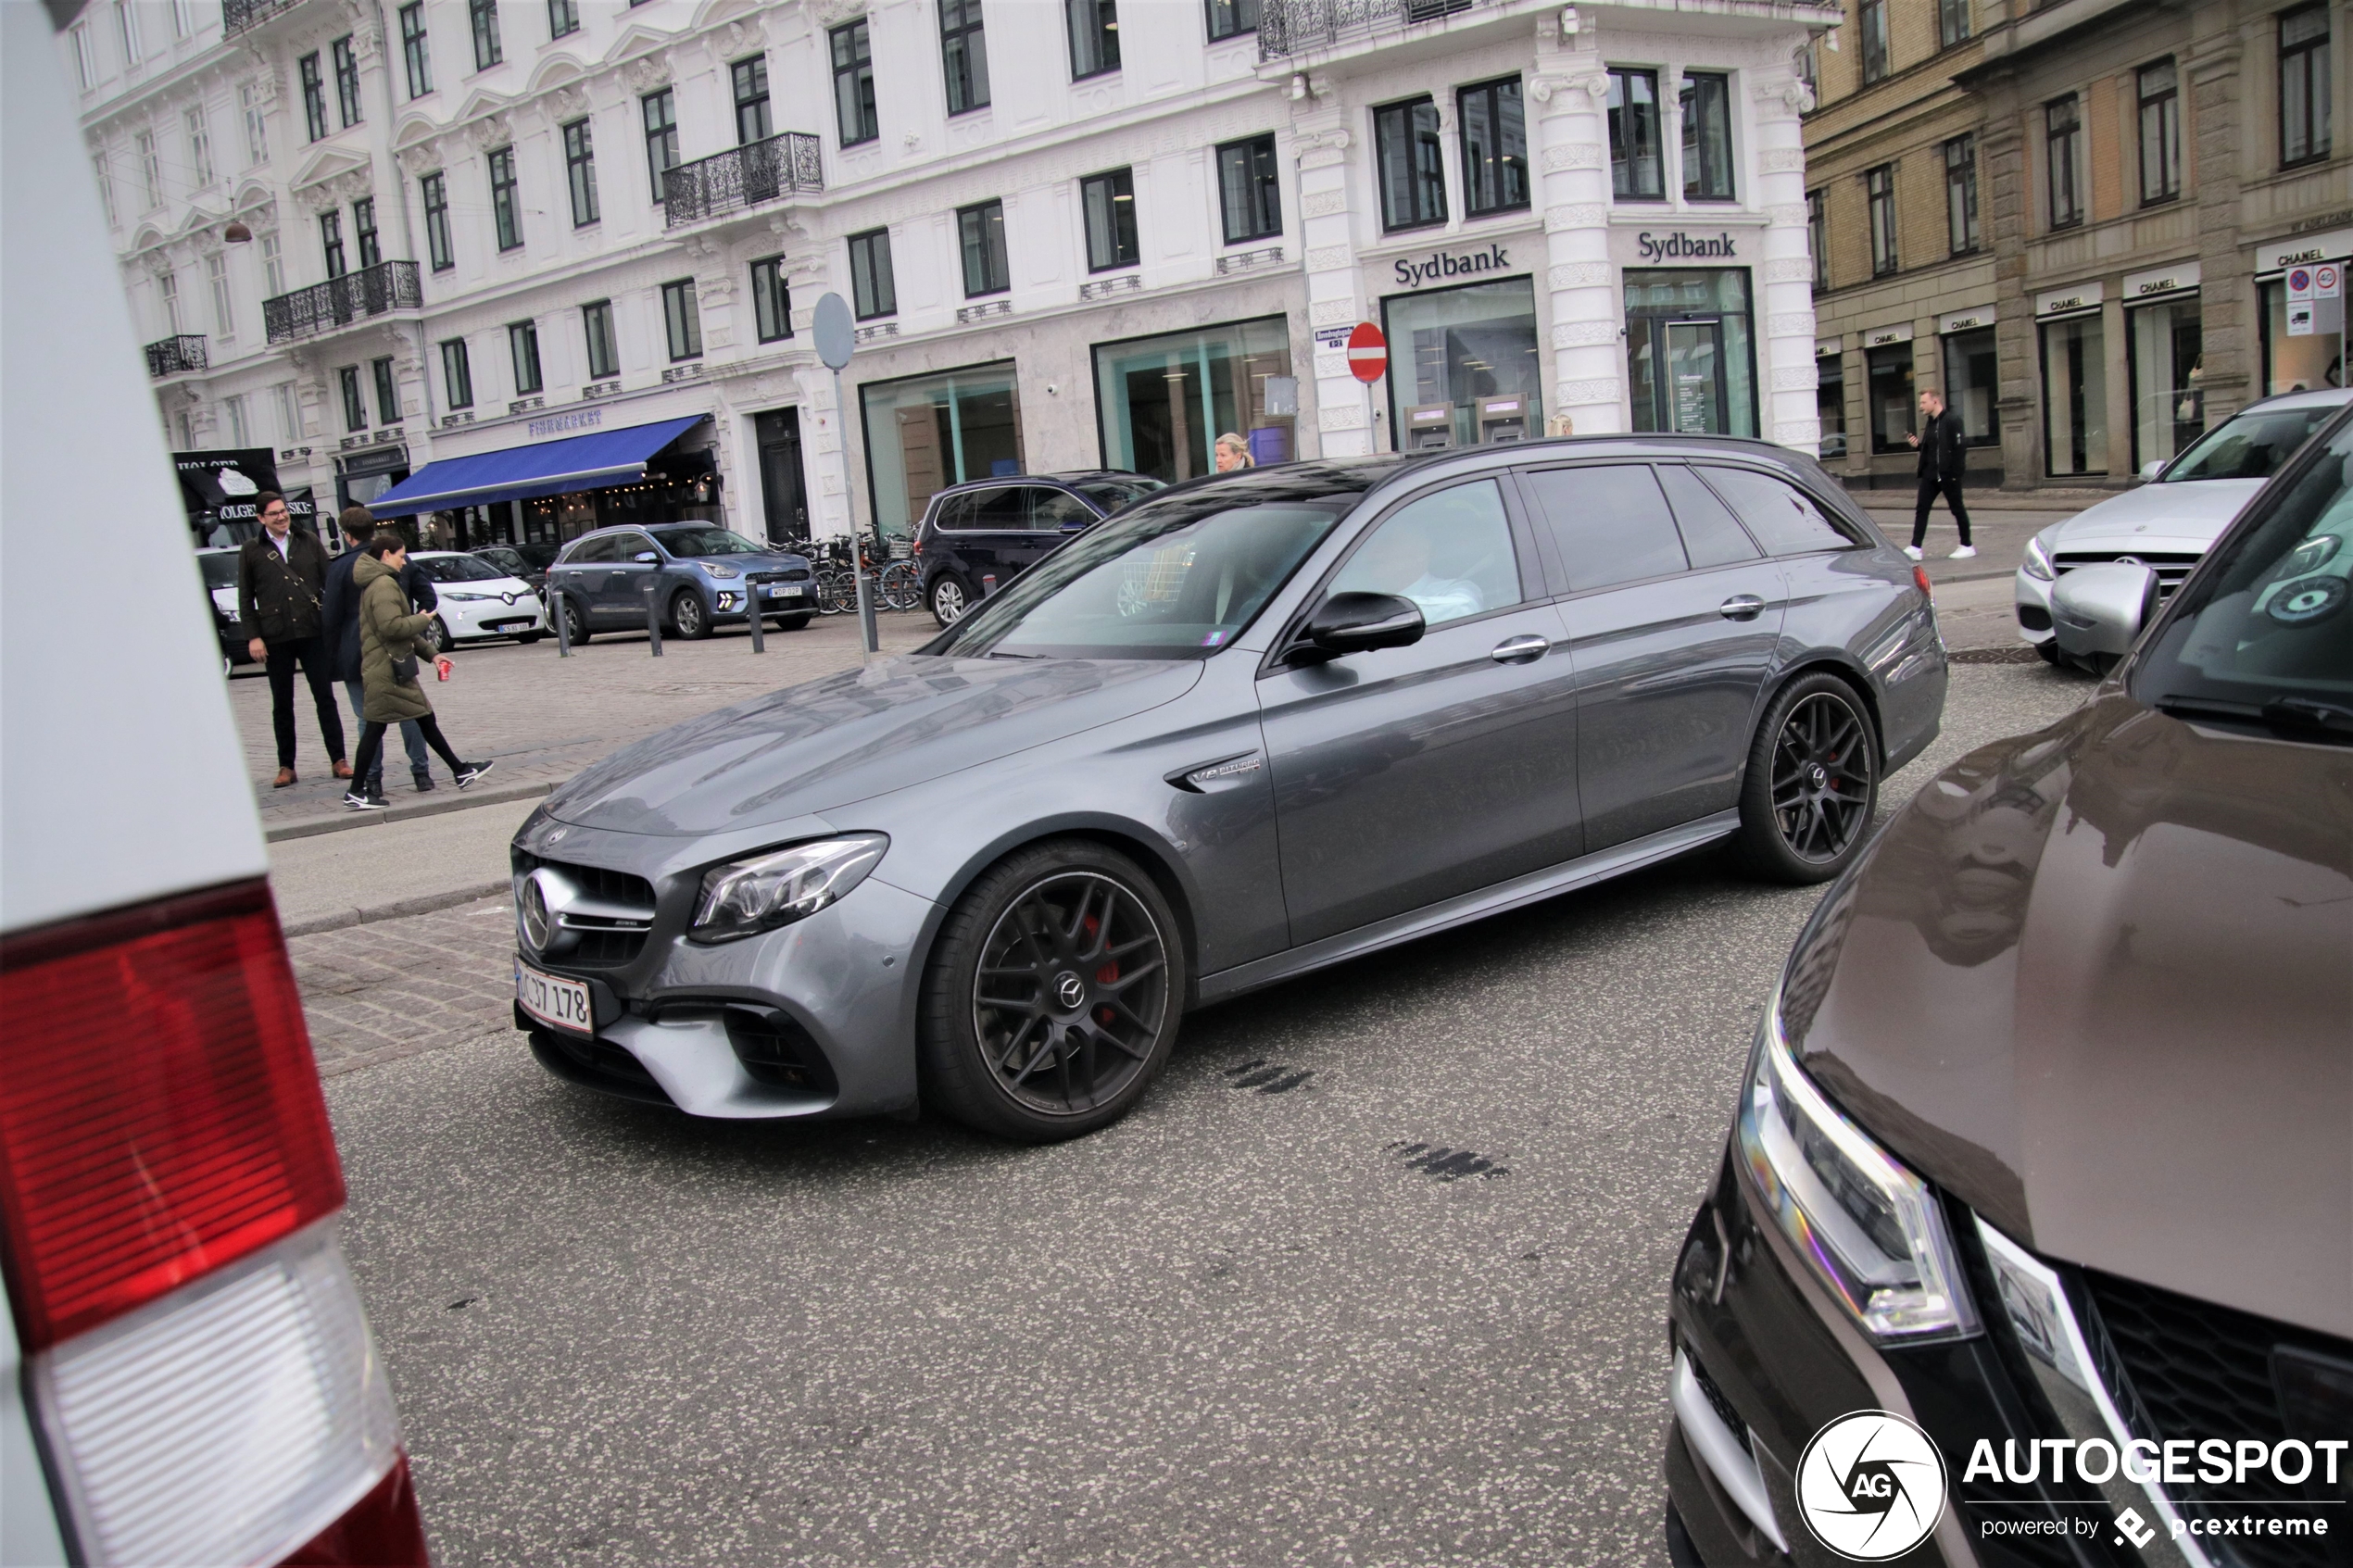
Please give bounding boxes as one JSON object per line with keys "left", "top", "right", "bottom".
{"left": 233, "top": 613, "right": 939, "bottom": 832}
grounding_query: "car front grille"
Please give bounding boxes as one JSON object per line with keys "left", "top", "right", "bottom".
{"left": 512, "top": 851, "right": 658, "bottom": 970}
{"left": 747, "top": 568, "right": 813, "bottom": 584}
{"left": 2082, "top": 1271, "right": 2349, "bottom": 1568}
{"left": 2053, "top": 550, "right": 2203, "bottom": 597}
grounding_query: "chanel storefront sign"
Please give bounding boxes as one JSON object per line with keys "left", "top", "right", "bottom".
{"left": 1393, "top": 245, "right": 1511, "bottom": 287}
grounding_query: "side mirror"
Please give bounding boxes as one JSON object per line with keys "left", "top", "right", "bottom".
{"left": 2139, "top": 458, "right": 2168, "bottom": 483}
{"left": 634, "top": 550, "right": 660, "bottom": 564}
{"left": 1291, "top": 591, "right": 1425, "bottom": 664}
{"left": 2050, "top": 562, "right": 2158, "bottom": 666}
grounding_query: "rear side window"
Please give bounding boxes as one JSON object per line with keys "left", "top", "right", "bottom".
{"left": 1520, "top": 465, "right": 1688, "bottom": 591}
{"left": 1028, "top": 488, "right": 1094, "bottom": 529}
{"left": 1699, "top": 468, "right": 1854, "bottom": 555}
{"left": 929, "top": 492, "right": 975, "bottom": 531}
{"left": 963, "top": 488, "right": 1026, "bottom": 530}
{"left": 1655, "top": 465, "right": 1762, "bottom": 568}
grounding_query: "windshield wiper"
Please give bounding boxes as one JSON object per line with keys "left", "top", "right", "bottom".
{"left": 2152, "top": 695, "right": 2353, "bottom": 740}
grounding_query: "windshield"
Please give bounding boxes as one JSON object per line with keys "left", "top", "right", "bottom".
{"left": 2161, "top": 405, "right": 2339, "bottom": 483}
{"left": 651, "top": 526, "right": 764, "bottom": 558}
{"left": 1072, "top": 476, "right": 1166, "bottom": 510}
{"left": 929, "top": 491, "right": 1347, "bottom": 660}
{"left": 195, "top": 551, "right": 239, "bottom": 589}
{"left": 415, "top": 553, "right": 506, "bottom": 583}
{"left": 2133, "top": 420, "right": 2353, "bottom": 721}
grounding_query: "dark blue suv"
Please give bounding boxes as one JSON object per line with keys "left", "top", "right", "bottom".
{"left": 912, "top": 470, "right": 1163, "bottom": 625}
{"left": 546, "top": 523, "right": 815, "bottom": 643}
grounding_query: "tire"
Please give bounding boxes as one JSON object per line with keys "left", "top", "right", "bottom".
{"left": 929, "top": 573, "right": 971, "bottom": 627}
{"left": 774, "top": 613, "right": 812, "bottom": 632}
{"left": 918, "top": 839, "right": 1187, "bottom": 1142}
{"left": 560, "top": 596, "right": 591, "bottom": 646}
{"left": 670, "top": 589, "right": 711, "bottom": 640}
{"left": 517, "top": 630, "right": 544, "bottom": 645}
{"left": 1734, "top": 671, "right": 1881, "bottom": 884}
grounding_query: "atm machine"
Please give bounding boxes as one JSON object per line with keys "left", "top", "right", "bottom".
{"left": 1403, "top": 404, "right": 1456, "bottom": 451}
{"left": 1475, "top": 395, "right": 1529, "bottom": 444}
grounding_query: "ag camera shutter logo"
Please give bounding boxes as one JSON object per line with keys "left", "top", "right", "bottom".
{"left": 1796, "top": 1411, "right": 1947, "bottom": 1560}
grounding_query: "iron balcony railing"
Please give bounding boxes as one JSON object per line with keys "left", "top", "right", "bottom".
{"left": 1258, "top": 0, "right": 1483, "bottom": 56}
{"left": 663, "top": 132, "right": 824, "bottom": 228}
{"left": 222, "top": 0, "right": 307, "bottom": 33}
{"left": 145, "top": 335, "right": 208, "bottom": 378}
{"left": 262, "top": 260, "right": 422, "bottom": 345}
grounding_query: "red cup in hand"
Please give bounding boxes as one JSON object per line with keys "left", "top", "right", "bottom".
{"left": 435, "top": 658, "right": 452, "bottom": 682}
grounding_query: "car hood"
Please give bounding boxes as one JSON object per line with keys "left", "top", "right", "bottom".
{"left": 1779, "top": 695, "right": 2353, "bottom": 1337}
{"left": 2046, "top": 479, "right": 2266, "bottom": 550}
{"left": 544, "top": 654, "right": 1202, "bottom": 835}
{"left": 679, "top": 551, "right": 809, "bottom": 572}
{"left": 447, "top": 576, "right": 534, "bottom": 596}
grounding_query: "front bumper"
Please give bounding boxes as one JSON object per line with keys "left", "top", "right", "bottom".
{"left": 711, "top": 583, "right": 816, "bottom": 620}
{"left": 2014, "top": 567, "right": 2056, "bottom": 646}
{"left": 446, "top": 596, "right": 545, "bottom": 638}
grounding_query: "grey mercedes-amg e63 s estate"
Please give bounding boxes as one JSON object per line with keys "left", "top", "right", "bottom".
{"left": 510, "top": 438, "right": 1948, "bottom": 1141}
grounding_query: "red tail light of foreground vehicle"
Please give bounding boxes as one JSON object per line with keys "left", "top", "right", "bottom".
{"left": 0, "top": 879, "right": 429, "bottom": 1567}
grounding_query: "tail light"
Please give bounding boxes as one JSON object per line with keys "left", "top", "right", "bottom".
{"left": 0, "top": 879, "right": 428, "bottom": 1566}
{"left": 1913, "top": 564, "right": 1933, "bottom": 599}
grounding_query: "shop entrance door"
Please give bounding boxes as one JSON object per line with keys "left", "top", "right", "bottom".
{"left": 1662, "top": 320, "right": 1727, "bottom": 434}
{"left": 754, "top": 408, "right": 807, "bottom": 546}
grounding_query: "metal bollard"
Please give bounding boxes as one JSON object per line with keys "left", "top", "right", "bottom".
{"left": 747, "top": 589, "right": 766, "bottom": 654}
{"left": 643, "top": 578, "right": 663, "bottom": 658}
{"left": 551, "top": 588, "right": 571, "bottom": 657}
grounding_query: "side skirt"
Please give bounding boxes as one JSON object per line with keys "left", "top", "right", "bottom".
{"left": 1194, "top": 810, "right": 1740, "bottom": 1006}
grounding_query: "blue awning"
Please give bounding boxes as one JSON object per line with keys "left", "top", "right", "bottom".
{"left": 365, "top": 414, "right": 710, "bottom": 517}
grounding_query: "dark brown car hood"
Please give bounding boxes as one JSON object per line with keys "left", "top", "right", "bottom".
{"left": 1780, "top": 694, "right": 2353, "bottom": 1339}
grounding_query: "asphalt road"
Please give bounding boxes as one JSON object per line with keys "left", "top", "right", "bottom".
{"left": 324, "top": 660, "right": 2093, "bottom": 1568}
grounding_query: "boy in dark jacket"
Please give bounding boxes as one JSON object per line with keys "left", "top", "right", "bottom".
{"left": 323, "top": 507, "right": 434, "bottom": 793}
{"left": 237, "top": 491, "right": 349, "bottom": 787}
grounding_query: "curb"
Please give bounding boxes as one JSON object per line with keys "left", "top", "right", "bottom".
{"left": 281, "top": 880, "right": 510, "bottom": 938}
{"left": 266, "top": 780, "right": 554, "bottom": 843}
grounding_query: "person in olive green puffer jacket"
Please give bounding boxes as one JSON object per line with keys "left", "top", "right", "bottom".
{"left": 342, "top": 532, "right": 496, "bottom": 809}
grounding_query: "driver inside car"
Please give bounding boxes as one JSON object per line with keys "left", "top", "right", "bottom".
{"left": 1334, "top": 496, "right": 1494, "bottom": 626}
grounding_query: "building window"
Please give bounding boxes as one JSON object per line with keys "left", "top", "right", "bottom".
{"left": 321, "top": 209, "right": 347, "bottom": 279}
{"left": 832, "top": 21, "right": 878, "bottom": 146}
{"left": 2282, "top": 5, "right": 2332, "bottom": 166}
{"left": 1068, "top": 0, "right": 1120, "bottom": 78}
{"left": 135, "top": 130, "right": 162, "bottom": 207}
{"left": 733, "top": 56, "right": 772, "bottom": 144}
{"left": 1866, "top": 163, "right": 1897, "bottom": 275}
{"left": 959, "top": 199, "right": 1010, "bottom": 296}
{"left": 353, "top": 196, "right": 380, "bottom": 269}
{"left": 1943, "top": 328, "right": 2000, "bottom": 448}
{"left": 1217, "top": 134, "right": 1281, "bottom": 243}
{"left": 661, "top": 280, "right": 703, "bottom": 361}
{"left": 186, "top": 107, "right": 214, "bottom": 188}
{"left": 299, "top": 53, "right": 328, "bottom": 142}
{"left": 1939, "top": 0, "right": 1969, "bottom": 48}
{"left": 92, "top": 155, "right": 114, "bottom": 227}
{"left": 115, "top": 0, "right": 141, "bottom": 63}
{"left": 2129, "top": 295, "right": 2204, "bottom": 468}
{"left": 340, "top": 365, "right": 367, "bottom": 432}
{"left": 1391, "top": 277, "right": 1549, "bottom": 443}
{"left": 470, "top": 0, "right": 502, "bottom": 69}
{"left": 1459, "top": 77, "right": 1529, "bottom": 216}
{"left": 489, "top": 145, "right": 521, "bottom": 250}
{"left": 271, "top": 382, "right": 298, "bottom": 445}
{"left": 563, "top": 119, "right": 599, "bottom": 225}
{"left": 399, "top": 3, "right": 432, "bottom": 97}
{"left": 224, "top": 395, "right": 250, "bottom": 448}
{"left": 942, "top": 0, "right": 990, "bottom": 115}
{"left": 1607, "top": 69, "right": 1663, "bottom": 199}
{"left": 548, "top": 0, "right": 578, "bottom": 37}
{"left": 1817, "top": 351, "right": 1846, "bottom": 458}
{"left": 422, "top": 171, "right": 453, "bottom": 270}
{"left": 2046, "top": 94, "right": 2082, "bottom": 229}
{"left": 582, "top": 300, "right": 618, "bottom": 380}
{"left": 333, "top": 36, "right": 362, "bottom": 127}
{"left": 510, "top": 320, "right": 543, "bottom": 394}
{"left": 1680, "top": 72, "right": 1733, "bottom": 200}
{"left": 1375, "top": 96, "right": 1447, "bottom": 231}
{"left": 1082, "top": 168, "right": 1139, "bottom": 270}
{"left": 1096, "top": 316, "right": 1296, "bottom": 478}
{"left": 2042, "top": 313, "right": 2108, "bottom": 476}
{"left": 442, "top": 338, "right": 473, "bottom": 409}
{"left": 859, "top": 361, "right": 1026, "bottom": 539}
{"left": 241, "top": 82, "right": 269, "bottom": 165}
{"left": 172, "top": 0, "right": 193, "bottom": 39}
{"left": 849, "top": 228, "right": 897, "bottom": 318}
{"left": 260, "top": 231, "right": 284, "bottom": 295}
{"left": 2137, "top": 60, "right": 2181, "bottom": 204}
{"left": 1859, "top": 0, "right": 1889, "bottom": 82}
{"left": 1807, "top": 190, "right": 1829, "bottom": 290}
{"left": 1206, "top": 0, "right": 1259, "bottom": 39}
{"left": 642, "top": 89, "right": 677, "bottom": 202}
{"left": 1625, "top": 270, "right": 1755, "bottom": 436}
{"left": 372, "top": 357, "right": 400, "bottom": 424}
{"left": 157, "top": 271, "right": 182, "bottom": 338}
{"left": 1867, "top": 342, "right": 1915, "bottom": 452}
{"left": 70, "top": 22, "right": 95, "bottom": 90}
{"left": 1944, "top": 134, "right": 1980, "bottom": 254}
{"left": 750, "top": 257, "right": 792, "bottom": 342}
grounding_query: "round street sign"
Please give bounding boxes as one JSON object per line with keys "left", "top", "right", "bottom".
{"left": 813, "top": 292, "right": 856, "bottom": 370}
{"left": 1347, "top": 321, "right": 1387, "bottom": 383}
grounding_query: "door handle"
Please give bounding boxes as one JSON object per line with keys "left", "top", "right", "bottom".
{"left": 1718, "top": 595, "right": 1766, "bottom": 621}
{"left": 1491, "top": 633, "right": 1551, "bottom": 663}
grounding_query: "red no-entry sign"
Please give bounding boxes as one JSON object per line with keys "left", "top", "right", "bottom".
{"left": 1346, "top": 322, "right": 1387, "bottom": 383}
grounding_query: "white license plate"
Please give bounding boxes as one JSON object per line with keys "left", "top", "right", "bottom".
{"left": 763, "top": 584, "right": 803, "bottom": 598}
{"left": 515, "top": 959, "right": 593, "bottom": 1035}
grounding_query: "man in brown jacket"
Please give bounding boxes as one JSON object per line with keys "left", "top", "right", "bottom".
{"left": 236, "top": 492, "right": 350, "bottom": 787}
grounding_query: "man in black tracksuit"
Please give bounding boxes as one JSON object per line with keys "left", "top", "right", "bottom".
{"left": 1905, "top": 389, "right": 1976, "bottom": 560}
{"left": 238, "top": 492, "right": 348, "bottom": 787}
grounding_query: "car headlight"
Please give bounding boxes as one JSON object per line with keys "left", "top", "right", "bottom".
{"left": 2022, "top": 534, "right": 2057, "bottom": 582}
{"left": 444, "top": 590, "right": 494, "bottom": 601}
{"left": 688, "top": 835, "right": 888, "bottom": 944}
{"left": 703, "top": 563, "right": 740, "bottom": 579}
{"left": 1736, "top": 987, "right": 1980, "bottom": 1341}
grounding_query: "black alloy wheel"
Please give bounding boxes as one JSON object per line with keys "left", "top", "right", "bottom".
{"left": 561, "top": 596, "right": 591, "bottom": 645}
{"left": 1735, "top": 671, "right": 1879, "bottom": 884}
{"left": 919, "top": 840, "right": 1185, "bottom": 1141}
{"left": 929, "top": 574, "right": 969, "bottom": 628}
{"left": 670, "top": 590, "right": 711, "bottom": 639}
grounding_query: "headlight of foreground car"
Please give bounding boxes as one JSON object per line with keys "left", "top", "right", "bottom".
{"left": 689, "top": 835, "right": 888, "bottom": 944}
{"left": 1735, "top": 989, "right": 1980, "bottom": 1341}
{"left": 444, "top": 589, "right": 494, "bottom": 602}
{"left": 704, "top": 563, "right": 740, "bottom": 579}
{"left": 2022, "top": 534, "right": 2057, "bottom": 582}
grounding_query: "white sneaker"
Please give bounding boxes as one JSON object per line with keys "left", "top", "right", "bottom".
{"left": 1949, "top": 545, "right": 1979, "bottom": 559}
{"left": 1903, "top": 546, "right": 1925, "bottom": 561}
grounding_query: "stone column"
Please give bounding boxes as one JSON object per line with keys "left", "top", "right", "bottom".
{"left": 1751, "top": 67, "right": 1821, "bottom": 449}
{"left": 1529, "top": 20, "right": 1622, "bottom": 434}
{"left": 2188, "top": 22, "right": 2248, "bottom": 419}
{"left": 1293, "top": 95, "right": 1368, "bottom": 457}
{"left": 1978, "top": 102, "right": 2042, "bottom": 489}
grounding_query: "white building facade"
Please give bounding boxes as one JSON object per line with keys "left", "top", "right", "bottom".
{"left": 74, "top": 0, "right": 1834, "bottom": 552}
